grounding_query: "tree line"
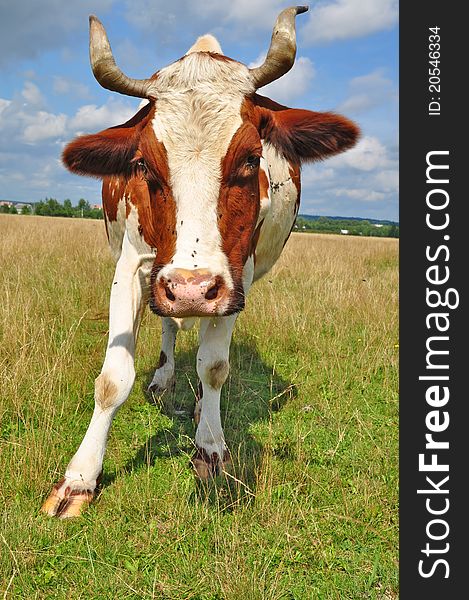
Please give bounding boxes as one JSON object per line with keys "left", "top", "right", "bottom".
{"left": 295, "top": 216, "right": 399, "bottom": 238}
{"left": 0, "top": 198, "right": 103, "bottom": 219}
{"left": 2, "top": 199, "right": 398, "bottom": 238}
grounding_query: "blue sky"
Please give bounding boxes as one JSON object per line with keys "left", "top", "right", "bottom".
{"left": 0, "top": 0, "right": 398, "bottom": 221}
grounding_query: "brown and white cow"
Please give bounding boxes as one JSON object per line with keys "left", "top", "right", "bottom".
{"left": 42, "top": 6, "right": 359, "bottom": 518}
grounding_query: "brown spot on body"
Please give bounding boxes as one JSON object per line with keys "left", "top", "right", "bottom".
{"left": 289, "top": 164, "right": 301, "bottom": 198}
{"left": 207, "top": 359, "right": 230, "bottom": 389}
{"left": 102, "top": 175, "right": 126, "bottom": 223}
{"left": 95, "top": 373, "right": 118, "bottom": 409}
{"left": 259, "top": 168, "right": 270, "bottom": 200}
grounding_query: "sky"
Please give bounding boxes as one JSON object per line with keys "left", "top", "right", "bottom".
{"left": 0, "top": 0, "right": 398, "bottom": 221}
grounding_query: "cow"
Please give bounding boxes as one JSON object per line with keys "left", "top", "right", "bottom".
{"left": 41, "top": 6, "right": 359, "bottom": 518}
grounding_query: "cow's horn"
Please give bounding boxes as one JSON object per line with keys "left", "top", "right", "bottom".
{"left": 89, "top": 15, "right": 157, "bottom": 99}
{"left": 249, "top": 6, "right": 308, "bottom": 89}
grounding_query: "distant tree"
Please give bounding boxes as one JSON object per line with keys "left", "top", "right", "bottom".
{"left": 0, "top": 204, "right": 10, "bottom": 214}
{"left": 9, "top": 205, "right": 18, "bottom": 214}
{"left": 77, "top": 198, "right": 90, "bottom": 218}
{"left": 46, "top": 198, "right": 61, "bottom": 215}
{"left": 21, "top": 205, "right": 32, "bottom": 215}
{"left": 63, "top": 199, "right": 73, "bottom": 217}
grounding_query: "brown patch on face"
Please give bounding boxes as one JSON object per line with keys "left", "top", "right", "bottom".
{"left": 127, "top": 129, "right": 177, "bottom": 270}
{"left": 218, "top": 122, "right": 262, "bottom": 284}
{"left": 207, "top": 360, "right": 230, "bottom": 389}
{"left": 95, "top": 373, "right": 118, "bottom": 410}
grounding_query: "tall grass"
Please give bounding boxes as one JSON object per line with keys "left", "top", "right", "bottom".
{"left": 0, "top": 214, "right": 398, "bottom": 599}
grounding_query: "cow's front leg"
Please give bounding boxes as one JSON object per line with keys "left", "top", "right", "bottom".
{"left": 147, "top": 317, "right": 178, "bottom": 394}
{"left": 192, "top": 314, "right": 237, "bottom": 479}
{"left": 41, "top": 236, "right": 149, "bottom": 518}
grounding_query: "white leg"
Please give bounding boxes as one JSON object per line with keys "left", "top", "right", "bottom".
{"left": 42, "top": 232, "right": 149, "bottom": 518}
{"left": 147, "top": 317, "right": 178, "bottom": 393}
{"left": 192, "top": 314, "right": 237, "bottom": 478}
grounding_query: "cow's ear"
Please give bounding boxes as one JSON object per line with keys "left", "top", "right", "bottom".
{"left": 62, "top": 128, "right": 139, "bottom": 178}
{"left": 260, "top": 108, "right": 360, "bottom": 164}
{"left": 62, "top": 102, "right": 153, "bottom": 178}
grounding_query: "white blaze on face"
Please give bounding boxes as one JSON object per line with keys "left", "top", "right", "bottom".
{"left": 152, "top": 52, "right": 255, "bottom": 289}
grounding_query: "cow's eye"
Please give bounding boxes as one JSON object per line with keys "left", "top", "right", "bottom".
{"left": 135, "top": 158, "right": 147, "bottom": 172}
{"left": 245, "top": 155, "right": 260, "bottom": 170}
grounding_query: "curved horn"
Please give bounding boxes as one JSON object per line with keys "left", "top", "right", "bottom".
{"left": 249, "top": 6, "right": 308, "bottom": 89}
{"left": 89, "top": 15, "right": 157, "bottom": 99}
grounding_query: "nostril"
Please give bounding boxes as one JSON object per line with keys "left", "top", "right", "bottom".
{"left": 164, "top": 285, "right": 176, "bottom": 302}
{"left": 205, "top": 284, "right": 219, "bottom": 301}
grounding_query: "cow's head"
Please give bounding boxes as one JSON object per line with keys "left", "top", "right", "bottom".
{"left": 63, "top": 6, "right": 359, "bottom": 318}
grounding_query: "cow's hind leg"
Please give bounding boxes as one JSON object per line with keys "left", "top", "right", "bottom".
{"left": 191, "top": 314, "right": 237, "bottom": 479}
{"left": 41, "top": 234, "right": 149, "bottom": 518}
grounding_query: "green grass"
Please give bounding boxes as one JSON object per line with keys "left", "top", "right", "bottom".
{"left": 0, "top": 215, "right": 398, "bottom": 599}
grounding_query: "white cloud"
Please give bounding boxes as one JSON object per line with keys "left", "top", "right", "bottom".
{"left": 1, "top": 82, "right": 138, "bottom": 149}
{"left": 302, "top": 166, "right": 335, "bottom": 185}
{"left": 0, "top": 99, "right": 11, "bottom": 114}
{"left": 223, "top": 0, "right": 285, "bottom": 29}
{"left": 21, "top": 81, "right": 45, "bottom": 106}
{"left": 330, "top": 136, "right": 391, "bottom": 171}
{"left": 302, "top": 0, "right": 398, "bottom": 44}
{"left": 373, "top": 169, "right": 398, "bottom": 193}
{"left": 300, "top": 133, "right": 398, "bottom": 219}
{"left": 23, "top": 111, "right": 68, "bottom": 143}
{"left": 249, "top": 55, "right": 315, "bottom": 104}
{"left": 124, "top": 0, "right": 285, "bottom": 34}
{"left": 334, "top": 188, "right": 386, "bottom": 202}
{"left": 68, "top": 100, "right": 137, "bottom": 134}
{"left": 338, "top": 70, "right": 396, "bottom": 114}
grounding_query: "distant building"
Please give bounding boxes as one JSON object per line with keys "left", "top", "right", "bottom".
{"left": 91, "top": 204, "right": 102, "bottom": 210}
{"left": 340, "top": 229, "right": 349, "bottom": 235}
{"left": 15, "top": 203, "right": 33, "bottom": 214}
{"left": 373, "top": 223, "right": 383, "bottom": 228}
{"left": 0, "top": 200, "right": 13, "bottom": 208}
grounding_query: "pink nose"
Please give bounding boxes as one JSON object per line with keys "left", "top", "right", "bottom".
{"left": 152, "top": 269, "right": 229, "bottom": 317}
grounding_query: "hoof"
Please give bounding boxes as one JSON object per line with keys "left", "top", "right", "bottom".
{"left": 148, "top": 375, "right": 176, "bottom": 395}
{"left": 191, "top": 448, "right": 230, "bottom": 480}
{"left": 41, "top": 475, "right": 100, "bottom": 519}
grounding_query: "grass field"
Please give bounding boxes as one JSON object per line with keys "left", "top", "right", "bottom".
{"left": 0, "top": 214, "right": 398, "bottom": 599}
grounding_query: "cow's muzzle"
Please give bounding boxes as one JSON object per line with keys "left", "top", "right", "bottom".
{"left": 150, "top": 268, "right": 235, "bottom": 317}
